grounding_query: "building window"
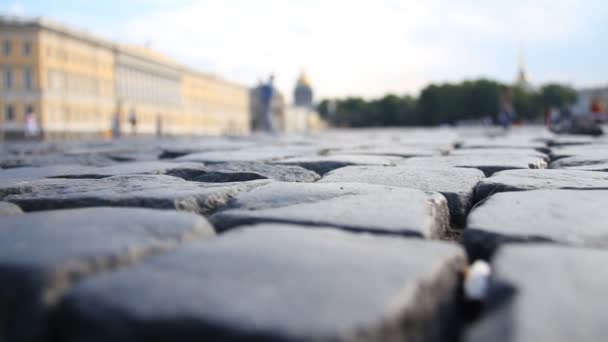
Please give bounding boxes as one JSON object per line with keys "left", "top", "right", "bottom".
{"left": 3, "top": 66, "right": 13, "bottom": 89}
{"left": 26, "top": 105, "right": 34, "bottom": 115}
{"left": 23, "top": 41, "right": 32, "bottom": 56}
{"left": 24, "top": 67, "right": 34, "bottom": 90}
{"left": 5, "top": 104, "right": 15, "bottom": 121}
{"left": 2, "top": 40, "right": 11, "bottom": 56}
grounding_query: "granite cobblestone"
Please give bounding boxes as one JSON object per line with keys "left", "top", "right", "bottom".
{"left": 1, "top": 127, "right": 607, "bottom": 341}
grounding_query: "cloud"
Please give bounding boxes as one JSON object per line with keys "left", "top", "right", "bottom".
{"left": 95, "top": 0, "right": 608, "bottom": 98}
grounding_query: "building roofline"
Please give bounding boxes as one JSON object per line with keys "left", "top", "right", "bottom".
{"left": 0, "top": 14, "right": 248, "bottom": 90}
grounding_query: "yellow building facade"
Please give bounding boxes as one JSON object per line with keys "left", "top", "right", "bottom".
{"left": 0, "top": 16, "right": 250, "bottom": 140}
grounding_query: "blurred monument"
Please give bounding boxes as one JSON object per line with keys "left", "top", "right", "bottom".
{"left": 250, "top": 76, "right": 284, "bottom": 132}
{"left": 284, "top": 71, "right": 326, "bottom": 133}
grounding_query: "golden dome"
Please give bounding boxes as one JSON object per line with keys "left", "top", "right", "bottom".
{"left": 296, "top": 71, "right": 312, "bottom": 87}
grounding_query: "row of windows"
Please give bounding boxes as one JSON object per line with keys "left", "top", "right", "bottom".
{"left": 47, "top": 69, "right": 113, "bottom": 97}
{"left": 2, "top": 40, "right": 32, "bottom": 57}
{"left": 2, "top": 65, "right": 35, "bottom": 90}
{"left": 45, "top": 46, "right": 112, "bottom": 70}
{"left": 3, "top": 104, "right": 35, "bottom": 122}
{"left": 117, "top": 67, "right": 181, "bottom": 106}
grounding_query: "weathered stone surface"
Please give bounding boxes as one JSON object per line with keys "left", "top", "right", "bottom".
{"left": 0, "top": 153, "right": 116, "bottom": 169}
{"left": 0, "top": 164, "right": 100, "bottom": 187}
{"left": 0, "top": 201, "right": 22, "bottom": 216}
{"left": 169, "top": 162, "right": 320, "bottom": 182}
{"left": 1, "top": 175, "right": 269, "bottom": 215}
{"left": 319, "top": 166, "right": 485, "bottom": 226}
{"left": 546, "top": 134, "right": 599, "bottom": 146}
{"left": 0, "top": 161, "right": 318, "bottom": 187}
{"left": 211, "top": 182, "right": 450, "bottom": 238}
{"left": 55, "top": 224, "right": 466, "bottom": 342}
{"left": 398, "top": 154, "right": 547, "bottom": 177}
{"left": 459, "top": 137, "right": 547, "bottom": 151}
{"left": 325, "top": 145, "right": 443, "bottom": 158}
{"left": 464, "top": 189, "right": 608, "bottom": 259}
{"left": 55, "top": 161, "right": 209, "bottom": 179}
{"left": 0, "top": 207, "right": 214, "bottom": 342}
{"left": 158, "top": 140, "right": 256, "bottom": 159}
{"left": 450, "top": 148, "right": 548, "bottom": 161}
{"left": 549, "top": 146, "right": 608, "bottom": 160}
{"left": 272, "top": 154, "right": 400, "bottom": 175}
{"left": 465, "top": 245, "right": 608, "bottom": 342}
{"left": 176, "top": 146, "right": 316, "bottom": 163}
{"left": 550, "top": 154, "right": 608, "bottom": 171}
{"left": 475, "top": 169, "right": 608, "bottom": 201}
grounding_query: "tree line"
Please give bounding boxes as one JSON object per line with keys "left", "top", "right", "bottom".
{"left": 317, "top": 79, "right": 577, "bottom": 127}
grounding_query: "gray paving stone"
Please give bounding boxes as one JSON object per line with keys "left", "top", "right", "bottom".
{"left": 546, "top": 134, "right": 599, "bottom": 146}
{"left": 550, "top": 154, "right": 608, "bottom": 171}
{"left": 211, "top": 182, "right": 450, "bottom": 238}
{"left": 459, "top": 137, "right": 547, "bottom": 151}
{"left": 0, "top": 161, "right": 318, "bottom": 186}
{"left": 0, "top": 165, "right": 99, "bottom": 186}
{"left": 548, "top": 145, "right": 608, "bottom": 160}
{"left": 0, "top": 175, "right": 269, "bottom": 215}
{"left": 397, "top": 154, "right": 548, "bottom": 177}
{"left": 0, "top": 201, "right": 22, "bottom": 216}
{"left": 450, "top": 148, "right": 548, "bottom": 161}
{"left": 475, "top": 169, "right": 608, "bottom": 201}
{"left": 176, "top": 146, "right": 316, "bottom": 163}
{"left": 272, "top": 154, "right": 400, "bottom": 175}
{"left": 319, "top": 166, "right": 485, "bottom": 226}
{"left": 325, "top": 145, "right": 443, "bottom": 158}
{"left": 465, "top": 245, "right": 608, "bottom": 342}
{"left": 0, "top": 153, "right": 116, "bottom": 169}
{"left": 55, "top": 224, "right": 466, "bottom": 342}
{"left": 158, "top": 140, "right": 256, "bottom": 159}
{"left": 172, "top": 162, "right": 320, "bottom": 182}
{"left": 52, "top": 161, "right": 209, "bottom": 179}
{"left": 0, "top": 207, "right": 214, "bottom": 342}
{"left": 464, "top": 189, "right": 608, "bottom": 259}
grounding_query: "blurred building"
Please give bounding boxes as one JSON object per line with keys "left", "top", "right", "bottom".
{"left": 250, "top": 72, "right": 326, "bottom": 133}
{"left": 293, "top": 71, "right": 313, "bottom": 108}
{"left": 249, "top": 80, "right": 285, "bottom": 132}
{"left": 573, "top": 87, "right": 608, "bottom": 116}
{"left": 284, "top": 71, "right": 326, "bottom": 133}
{"left": 0, "top": 16, "right": 250, "bottom": 139}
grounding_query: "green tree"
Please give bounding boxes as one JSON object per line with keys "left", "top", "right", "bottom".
{"left": 538, "top": 84, "right": 577, "bottom": 109}
{"left": 318, "top": 80, "right": 577, "bottom": 127}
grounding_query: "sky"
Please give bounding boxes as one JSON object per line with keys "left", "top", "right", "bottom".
{"left": 2, "top": 0, "right": 607, "bottom": 100}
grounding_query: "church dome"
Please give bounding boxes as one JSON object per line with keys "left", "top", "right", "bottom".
{"left": 297, "top": 71, "right": 312, "bottom": 87}
{"left": 294, "top": 70, "right": 314, "bottom": 108}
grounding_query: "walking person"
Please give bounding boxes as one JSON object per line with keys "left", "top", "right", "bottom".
{"left": 129, "top": 108, "right": 138, "bottom": 136}
{"left": 260, "top": 75, "right": 276, "bottom": 133}
{"left": 24, "top": 108, "right": 40, "bottom": 139}
{"left": 156, "top": 113, "right": 163, "bottom": 138}
{"left": 111, "top": 110, "right": 121, "bottom": 139}
{"left": 499, "top": 86, "right": 515, "bottom": 130}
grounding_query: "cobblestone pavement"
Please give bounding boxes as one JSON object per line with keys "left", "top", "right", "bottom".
{"left": 1, "top": 127, "right": 608, "bottom": 341}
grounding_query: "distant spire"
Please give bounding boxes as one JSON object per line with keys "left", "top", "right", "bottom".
{"left": 516, "top": 48, "right": 528, "bottom": 87}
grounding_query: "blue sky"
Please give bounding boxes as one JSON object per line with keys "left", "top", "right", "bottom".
{"left": 2, "top": 0, "right": 607, "bottom": 99}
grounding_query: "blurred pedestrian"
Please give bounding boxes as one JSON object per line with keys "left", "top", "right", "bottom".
{"left": 156, "top": 113, "right": 163, "bottom": 137}
{"left": 499, "top": 87, "right": 515, "bottom": 130}
{"left": 24, "top": 109, "right": 40, "bottom": 139}
{"left": 111, "top": 112, "right": 121, "bottom": 139}
{"left": 129, "top": 108, "right": 138, "bottom": 136}
{"left": 546, "top": 106, "right": 561, "bottom": 128}
{"left": 260, "top": 75, "right": 276, "bottom": 133}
